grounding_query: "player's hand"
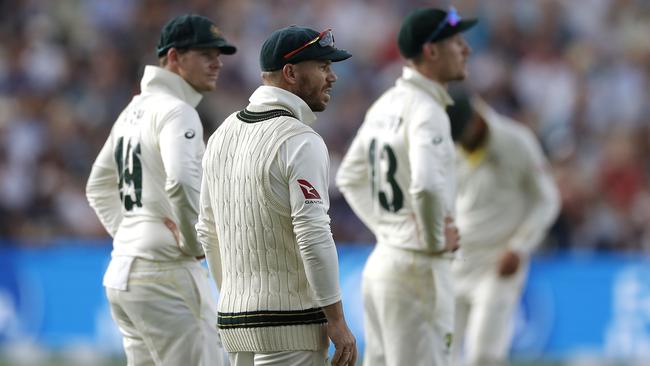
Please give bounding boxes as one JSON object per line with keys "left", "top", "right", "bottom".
{"left": 163, "top": 217, "right": 180, "bottom": 245}
{"left": 443, "top": 216, "right": 460, "bottom": 253}
{"left": 322, "top": 301, "right": 357, "bottom": 366}
{"left": 328, "top": 318, "right": 357, "bottom": 366}
{"left": 498, "top": 250, "right": 520, "bottom": 277}
{"left": 164, "top": 218, "right": 205, "bottom": 260}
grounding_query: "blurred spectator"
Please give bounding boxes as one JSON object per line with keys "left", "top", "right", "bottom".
{"left": 0, "top": 0, "right": 649, "bottom": 253}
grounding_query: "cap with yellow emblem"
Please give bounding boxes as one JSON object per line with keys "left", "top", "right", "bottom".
{"left": 156, "top": 14, "right": 237, "bottom": 57}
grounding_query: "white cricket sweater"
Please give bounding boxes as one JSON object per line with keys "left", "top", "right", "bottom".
{"left": 197, "top": 86, "right": 341, "bottom": 352}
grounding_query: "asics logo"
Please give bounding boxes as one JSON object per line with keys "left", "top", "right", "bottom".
{"left": 297, "top": 179, "right": 321, "bottom": 199}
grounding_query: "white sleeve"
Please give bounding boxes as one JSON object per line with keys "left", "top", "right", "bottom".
{"left": 86, "top": 135, "right": 123, "bottom": 237}
{"left": 281, "top": 132, "right": 341, "bottom": 307}
{"left": 508, "top": 132, "right": 560, "bottom": 254}
{"left": 408, "top": 106, "right": 449, "bottom": 252}
{"left": 335, "top": 127, "right": 378, "bottom": 233}
{"left": 159, "top": 105, "right": 206, "bottom": 257}
{"left": 196, "top": 160, "right": 222, "bottom": 289}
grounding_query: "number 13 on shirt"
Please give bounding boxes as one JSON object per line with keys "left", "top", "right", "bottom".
{"left": 368, "top": 138, "right": 403, "bottom": 212}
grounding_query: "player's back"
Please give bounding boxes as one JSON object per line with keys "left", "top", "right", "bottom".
{"left": 202, "top": 110, "right": 322, "bottom": 313}
{"left": 337, "top": 79, "right": 455, "bottom": 252}
{"left": 108, "top": 92, "right": 193, "bottom": 260}
{"left": 357, "top": 88, "right": 429, "bottom": 251}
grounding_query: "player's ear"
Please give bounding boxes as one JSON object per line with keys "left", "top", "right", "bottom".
{"left": 422, "top": 42, "right": 439, "bottom": 61}
{"left": 281, "top": 63, "right": 298, "bottom": 85}
{"left": 166, "top": 48, "right": 184, "bottom": 68}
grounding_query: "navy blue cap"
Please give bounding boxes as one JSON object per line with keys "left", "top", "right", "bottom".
{"left": 398, "top": 8, "right": 477, "bottom": 59}
{"left": 157, "top": 14, "right": 236, "bottom": 57}
{"left": 260, "top": 26, "right": 351, "bottom": 71}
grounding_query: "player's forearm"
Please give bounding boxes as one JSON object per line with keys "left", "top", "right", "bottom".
{"left": 166, "top": 181, "right": 204, "bottom": 257}
{"left": 509, "top": 209, "right": 559, "bottom": 254}
{"left": 411, "top": 187, "right": 446, "bottom": 252}
{"left": 294, "top": 216, "right": 342, "bottom": 306}
{"left": 86, "top": 165, "right": 123, "bottom": 237}
{"left": 199, "top": 225, "right": 222, "bottom": 289}
{"left": 510, "top": 171, "right": 561, "bottom": 254}
{"left": 196, "top": 176, "right": 222, "bottom": 287}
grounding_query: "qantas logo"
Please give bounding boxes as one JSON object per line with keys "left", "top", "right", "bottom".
{"left": 297, "top": 179, "right": 321, "bottom": 199}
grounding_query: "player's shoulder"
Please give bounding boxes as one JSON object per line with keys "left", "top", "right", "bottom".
{"left": 145, "top": 92, "right": 199, "bottom": 119}
{"left": 284, "top": 131, "right": 328, "bottom": 161}
{"left": 490, "top": 116, "right": 542, "bottom": 161}
{"left": 398, "top": 81, "right": 447, "bottom": 111}
{"left": 284, "top": 115, "right": 324, "bottom": 146}
{"left": 366, "top": 85, "right": 446, "bottom": 126}
{"left": 496, "top": 116, "right": 537, "bottom": 145}
{"left": 265, "top": 112, "right": 320, "bottom": 144}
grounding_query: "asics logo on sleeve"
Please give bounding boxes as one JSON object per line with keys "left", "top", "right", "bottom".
{"left": 297, "top": 179, "right": 321, "bottom": 199}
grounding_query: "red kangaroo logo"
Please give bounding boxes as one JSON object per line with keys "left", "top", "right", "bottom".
{"left": 297, "top": 179, "right": 321, "bottom": 199}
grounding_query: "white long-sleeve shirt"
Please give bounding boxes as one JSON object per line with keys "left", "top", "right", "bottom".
{"left": 196, "top": 86, "right": 340, "bottom": 352}
{"left": 454, "top": 98, "right": 560, "bottom": 267}
{"left": 86, "top": 65, "right": 206, "bottom": 262}
{"left": 336, "top": 66, "right": 456, "bottom": 253}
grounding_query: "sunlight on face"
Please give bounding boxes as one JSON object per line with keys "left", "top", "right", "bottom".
{"left": 293, "top": 60, "right": 337, "bottom": 112}
{"left": 177, "top": 49, "right": 223, "bottom": 92}
{"left": 437, "top": 34, "right": 471, "bottom": 82}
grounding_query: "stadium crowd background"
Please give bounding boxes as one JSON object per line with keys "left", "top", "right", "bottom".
{"left": 0, "top": 0, "right": 649, "bottom": 253}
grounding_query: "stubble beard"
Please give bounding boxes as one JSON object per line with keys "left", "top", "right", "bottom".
{"left": 297, "top": 81, "right": 327, "bottom": 112}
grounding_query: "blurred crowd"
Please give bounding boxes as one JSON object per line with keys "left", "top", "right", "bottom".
{"left": 0, "top": 0, "right": 649, "bottom": 252}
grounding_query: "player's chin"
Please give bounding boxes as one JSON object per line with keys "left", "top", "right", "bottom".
{"left": 309, "top": 99, "right": 328, "bottom": 112}
{"left": 451, "top": 68, "right": 468, "bottom": 81}
{"left": 458, "top": 62, "right": 469, "bottom": 79}
{"left": 308, "top": 93, "right": 327, "bottom": 111}
{"left": 200, "top": 81, "right": 218, "bottom": 92}
{"left": 204, "top": 75, "right": 220, "bottom": 89}
{"left": 312, "top": 103, "right": 327, "bottom": 112}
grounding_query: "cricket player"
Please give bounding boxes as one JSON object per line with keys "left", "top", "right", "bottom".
{"left": 196, "top": 25, "right": 357, "bottom": 366}
{"left": 336, "top": 7, "right": 476, "bottom": 366}
{"left": 85, "top": 14, "right": 236, "bottom": 366}
{"left": 447, "top": 91, "right": 560, "bottom": 366}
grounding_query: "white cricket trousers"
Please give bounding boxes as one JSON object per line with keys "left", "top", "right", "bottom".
{"left": 228, "top": 349, "right": 327, "bottom": 366}
{"left": 452, "top": 260, "right": 528, "bottom": 366}
{"left": 106, "top": 258, "right": 227, "bottom": 366}
{"left": 362, "top": 245, "right": 454, "bottom": 366}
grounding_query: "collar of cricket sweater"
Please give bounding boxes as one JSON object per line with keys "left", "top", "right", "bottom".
{"left": 247, "top": 85, "right": 317, "bottom": 126}
{"left": 397, "top": 66, "right": 453, "bottom": 108}
{"left": 140, "top": 65, "right": 203, "bottom": 108}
